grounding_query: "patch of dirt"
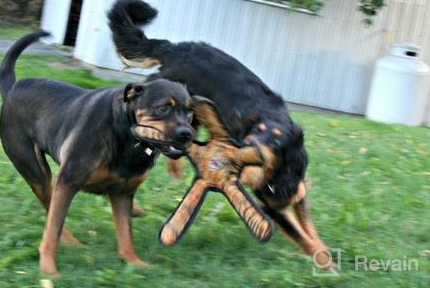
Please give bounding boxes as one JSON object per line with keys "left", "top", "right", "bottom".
{"left": 50, "top": 60, "right": 88, "bottom": 70}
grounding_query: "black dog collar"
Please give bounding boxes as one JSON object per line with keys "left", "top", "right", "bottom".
{"left": 125, "top": 100, "right": 186, "bottom": 159}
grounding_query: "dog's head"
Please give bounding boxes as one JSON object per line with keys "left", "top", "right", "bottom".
{"left": 244, "top": 120, "right": 308, "bottom": 205}
{"left": 124, "top": 79, "right": 195, "bottom": 159}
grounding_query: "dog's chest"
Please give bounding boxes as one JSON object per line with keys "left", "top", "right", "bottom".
{"left": 82, "top": 167, "right": 148, "bottom": 194}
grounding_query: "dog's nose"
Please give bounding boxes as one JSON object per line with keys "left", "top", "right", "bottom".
{"left": 175, "top": 127, "right": 193, "bottom": 143}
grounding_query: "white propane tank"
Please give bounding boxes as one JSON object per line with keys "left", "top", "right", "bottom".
{"left": 366, "top": 43, "right": 430, "bottom": 126}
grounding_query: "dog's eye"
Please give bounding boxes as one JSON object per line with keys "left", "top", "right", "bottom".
{"left": 187, "top": 111, "right": 194, "bottom": 123}
{"left": 156, "top": 105, "right": 171, "bottom": 116}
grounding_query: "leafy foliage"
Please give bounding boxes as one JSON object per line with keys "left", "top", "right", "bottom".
{"left": 264, "top": 0, "right": 387, "bottom": 23}
{"left": 358, "top": 0, "right": 387, "bottom": 24}
{"left": 0, "top": 0, "right": 44, "bottom": 25}
{"left": 265, "top": 0, "right": 325, "bottom": 13}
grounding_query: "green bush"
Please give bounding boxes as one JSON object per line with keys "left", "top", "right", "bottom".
{"left": 0, "top": 0, "right": 43, "bottom": 25}
{"left": 265, "top": 0, "right": 387, "bottom": 23}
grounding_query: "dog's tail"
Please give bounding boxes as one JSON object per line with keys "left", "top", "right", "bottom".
{"left": 0, "top": 30, "right": 50, "bottom": 98}
{"left": 108, "top": 0, "right": 173, "bottom": 68}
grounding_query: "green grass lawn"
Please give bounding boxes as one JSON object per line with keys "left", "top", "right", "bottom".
{"left": 0, "top": 54, "right": 429, "bottom": 288}
{"left": 0, "top": 25, "right": 35, "bottom": 40}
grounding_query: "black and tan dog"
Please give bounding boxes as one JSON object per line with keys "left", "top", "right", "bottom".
{"left": 108, "top": 0, "right": 332, "bottom": 267}
{"left": 0, "top": 32, "right": 195, "bottom": 275}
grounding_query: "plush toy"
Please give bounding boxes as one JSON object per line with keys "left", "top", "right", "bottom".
{"left": 158, "top": 97, "right": 274, "bottom": 246}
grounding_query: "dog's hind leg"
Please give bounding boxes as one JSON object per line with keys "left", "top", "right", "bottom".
{"left": 109, "top": 190, "right": 148, "bottom": 268}
{"left": 39, "top": 175, "right": 78, "bottom": 275}
{"left": 1, "top": 135, "right": 51, "bottom": 207}
{"left": 32, "top": 146, "right": 81, "bottom": 246}
{"left": 1, "top": 137, "right": 76, "bottom": 274}
{"left": 3, "top": 137, "right": 80, "bottom": 247}
{"left": 28, "top": 147, "right": 53, "bottom": 211}
{"left": 166, "top": 158, "right": 184, "bottom": 180}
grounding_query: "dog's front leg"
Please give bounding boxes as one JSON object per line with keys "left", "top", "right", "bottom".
{"left": 261, "top": 205, "right": 332, "bottom": 268}
{"left": 109, "top": 191, "right": 148, "bottom": 268}
{"left": 39, "top": 180, "right": 77, "bottom": 275}
{"left": 293, "top": 197, "right": 321, "bottom": 242}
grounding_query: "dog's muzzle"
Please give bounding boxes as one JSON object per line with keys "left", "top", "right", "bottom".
{"left": 130, "top": 124, "right": 187, "bottom": 159}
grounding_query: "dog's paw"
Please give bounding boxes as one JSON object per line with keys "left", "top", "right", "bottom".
{"left": 313, "top": 246, "right": 336, "bottom": 269}
{"left": 39, "top": 256, "right": 59, "bottom": 277}
{"left": 119, "top": 253, "right": 151, "bottom": 269}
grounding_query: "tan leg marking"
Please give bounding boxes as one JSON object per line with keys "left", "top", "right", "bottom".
{"left": 39, "top": 183, "right": 77, "bottom": 275}
{"left": 280, "top": 210, "right": 332, "bottom": 268}
{"left": 109, "top": 192, "right": 148, "bottom": 268}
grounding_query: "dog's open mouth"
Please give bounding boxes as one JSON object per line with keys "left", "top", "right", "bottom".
{"left": 130, "top": 125, "right": 187, "bottom": 159}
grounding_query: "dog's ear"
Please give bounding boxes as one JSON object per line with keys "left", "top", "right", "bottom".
{"left": 285, "top": 123, "right": 304, "bottom": 149}
{"left": 190, "top": 95, "right": 230, "bottom": 139}
{"left": 123, "top": 83, "right": 145, "bottom": 102}
{"left": 190, "top": 95, "right": 216, "bottom": 120}
{"left": 190, "top": 95, "right": 214, "bottom": 107}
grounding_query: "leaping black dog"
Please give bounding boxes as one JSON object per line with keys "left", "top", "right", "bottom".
{"left": 0, "top": 31, "right": 195, "bottom": 275}
{"left": 108, "top": 0, "right": 332, "bottom": 267}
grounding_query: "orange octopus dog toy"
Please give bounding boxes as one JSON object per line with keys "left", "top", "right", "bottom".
{"left": 159, "top": 97, "right": 274, "bottom": 245}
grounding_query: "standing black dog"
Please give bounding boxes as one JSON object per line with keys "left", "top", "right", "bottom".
{"left": 108, "top": 0, "right": 332, "bottom": 267}
{"left": 0, "top": 31, "right": 195, "bottom": 275}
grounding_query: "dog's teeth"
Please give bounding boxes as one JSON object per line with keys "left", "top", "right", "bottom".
{"left": 170, "top": 146, "right": 180, "bottom": 152}
{"left": 268, "top": 184, "right": 275, "bottom": 194}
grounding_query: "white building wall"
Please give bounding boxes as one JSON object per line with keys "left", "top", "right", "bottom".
{"left": 73, "top": 0, "right": 153, "bottom": 75}
{"left": 126, "top": 0, "right": 388, "bottom": 114}
{"left": 424, "top": 96, "right": 430, "bottom": 126}
{"left": 40, "top": 0, "right": 72, "bottom": 44}
{"left": 42, "top": 0, "right": 430, "bottom": 118}
{"left": 74, "top": 0, "right": 120, "bottom": 69}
